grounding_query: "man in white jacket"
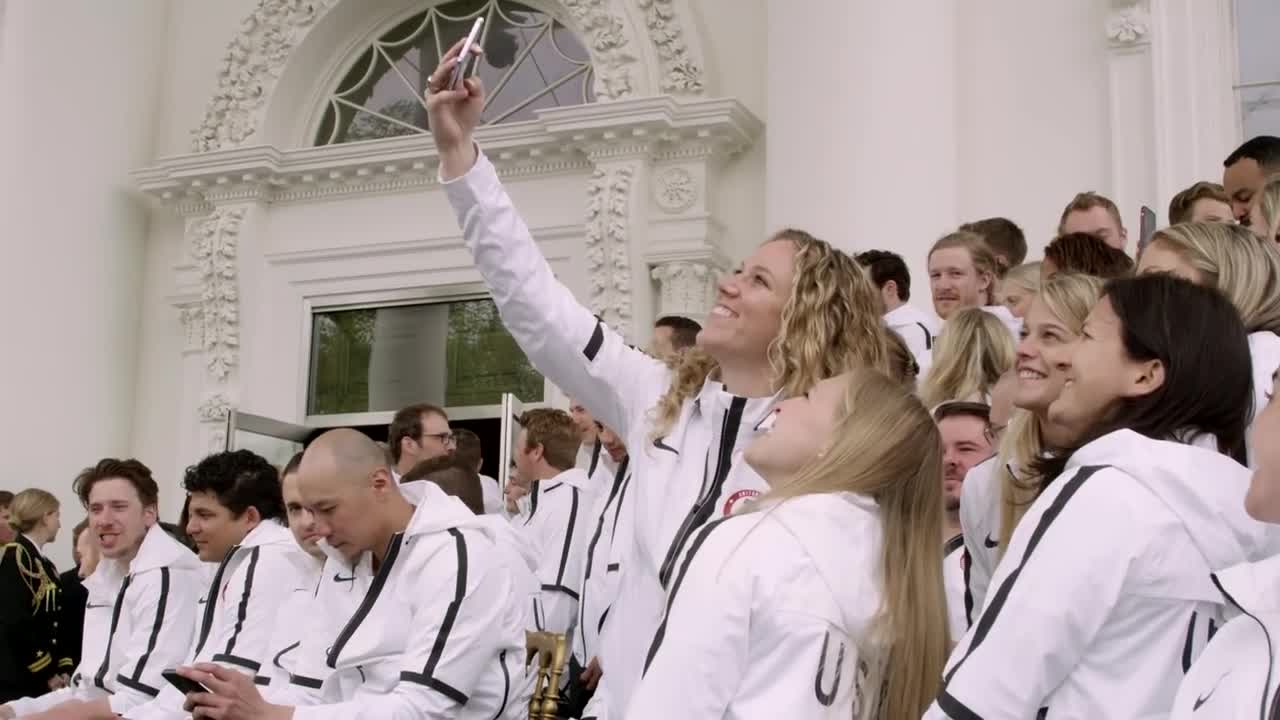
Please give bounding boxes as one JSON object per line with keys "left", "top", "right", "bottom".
{"left": 1, "top": 460, "right": 203, "bottom": 720}
{"left": 513, "top": 408, "right": 596, "bottom": 636}
{"left": 180, "top": 429, "right": 529, "bottom": 720}
{"left": 857, "top": 249, "right": 938, "bottom": 375}
{"left": 123, "top": 450, "right": 313, "bottom": 719}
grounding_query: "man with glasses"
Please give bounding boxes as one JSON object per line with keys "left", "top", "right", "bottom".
{"left": 388, "top": 404, "right": 455, "bottom": 481}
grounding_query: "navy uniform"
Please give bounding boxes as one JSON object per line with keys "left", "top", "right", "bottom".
{"left": 0, "top": 534, "right": 72, "bottom": 702}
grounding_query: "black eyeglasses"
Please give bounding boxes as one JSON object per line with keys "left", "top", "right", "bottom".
{"left": 422, "top": 431, "right": 457, "bottom": 447}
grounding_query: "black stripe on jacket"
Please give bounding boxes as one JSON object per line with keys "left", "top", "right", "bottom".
{"left": 937, "top": 465, "right": 1106, "bottom": 716}
{"left": 400, "top": 528, "right": 470, "bottom": 704}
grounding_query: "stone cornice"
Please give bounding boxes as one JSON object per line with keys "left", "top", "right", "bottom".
{"left": 136, "top": 96, "right": 761, "bottom": 214}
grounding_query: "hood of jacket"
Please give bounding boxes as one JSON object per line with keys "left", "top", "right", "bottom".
{"left": 1069, "top": 429, "right": 1280, "bottom": 574}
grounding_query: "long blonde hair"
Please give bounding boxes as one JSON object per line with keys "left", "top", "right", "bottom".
{"left": 763, "top": 369, "right": 949, "bottom": 720}
{"left": 928, "top": 230, "right": 1002, "bottom": 306}
{"left": 9, "top": 489, "right": 59, "bottom": 534}
{"left": 921, "top": 308, "right": 1015, "bottom": 409}
{"left": 1149, "top": 222, "right": 1280, "bottom": 334}
{"left": 1255, "top": 173, "right": 1280, "bottom": 244}
{"left": 997, "top": 274, "right": 1104, "bottom": 548}
{"left": 650, "top": 230, "right": 889, "bottom": 438}
{"left": 1000, "top": 261, "right": 1041, "bottom": 299}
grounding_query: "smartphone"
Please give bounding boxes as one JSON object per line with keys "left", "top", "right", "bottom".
{"left": 162, "top": 668, "right": 210, "bottom": 696}
{"left": 1138, "top": 205, "right": 1157, "bottom": 255}
{"left": 451, "top": 18, "right": 485, "bottom": 90}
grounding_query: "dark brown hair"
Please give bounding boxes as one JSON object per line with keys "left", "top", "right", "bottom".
{"left": 1044, "top": 233, "right": 1134, "bottom": 279}
{"left": 453, "top": 428, "right": 483, "bottom": 472}
{"left": 388, "top": 403, "right": 448, "bottom": 463}
{"left": 74, "top": 458, "right": 160, "bottom": 509}
{"left": 1168, "top": 182, "right": 1230, "bottom": 225}
{"left": 401, "top": 456, "right": 483, "bottom": 514}
{"left": 654, "top": 316, "right": 702, "bottom": 352}
{"left": 0, "top": 490, "right": 12, "bottom": 509}
{"left": 519, "top": 408, "right": 581, "bottom": 472}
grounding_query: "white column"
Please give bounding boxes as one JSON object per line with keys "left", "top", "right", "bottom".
{"left": 0, "top": 0, "right": 168, "bottom": 567}
{"left": 766, "top": 0, "right": 959, "bottom": 308}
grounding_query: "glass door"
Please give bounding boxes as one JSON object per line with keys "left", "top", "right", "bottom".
{"left": 225, "top": 410, "right": 313, "bottom": 469}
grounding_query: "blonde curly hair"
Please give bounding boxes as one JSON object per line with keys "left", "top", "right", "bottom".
{"left": 649, "top": 229, "right": 890, "bottom": 439}
{"left": 1148, "top": 221, "right": 1280, "bottom": 334}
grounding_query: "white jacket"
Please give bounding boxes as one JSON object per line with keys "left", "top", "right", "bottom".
{"left": 979, "top": 304, "right": 1023, "bottom": 342}
{"left": 126, "top": 520, "right": 313, "bottom": 719}
{"left": 927, "top": 429, "right": 1280, "bottom": 720}
{"left": 626, "top": 492, "right": 880, "bottom": 719}
{"left": 479, "top": 474, "right": 503, "bottom": 515}
{"left": 574, "top": 455, "right": 633, "bottom": 667}
{"left": 884, "top": 302, "right": 938, "bottom": 376}
{"left": 445, "top": 151, "right": 777, "bottom": 719}
{"left": 958, "top": 456, "right": 1002, "bottom": 625}
{"left": 1170, "top": 554, "right": 1280, "bottom": 719}
{"left": 518, "top": 467, "right": 596, "bottom": 635}
{"left": 263, "top": 555, "right": 323, "bottom": 681}
{"left": 8, "top": 524, "right": 203, "bottom": 717}
{"left": 1248, "top": 331, "right": 1280, "bottom": 467}
{"left": 278, "top": 483, "right": 530, "bottom": 720}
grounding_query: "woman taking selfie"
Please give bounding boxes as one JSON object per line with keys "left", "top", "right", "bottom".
{"left": 424, "top": 41, "right": 889, "bottom": 719}
{"left": 1136, "top": 221, "right": 1280, "bottom": 464}
{"left": 928, "top": 274, "right": 1277, "bottom": 719}
{"left": 629, "top": 369, "right": 949, "bottom": 719}
{"left": 960, "top": 273, "right": 1103, "bottom": 619}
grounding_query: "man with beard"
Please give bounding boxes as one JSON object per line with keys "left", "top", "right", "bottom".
{"left": 934, "top": 402, "right": 995, "bottom": 639}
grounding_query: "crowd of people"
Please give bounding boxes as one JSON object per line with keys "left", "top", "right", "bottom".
{"left": 3, "top": 40, "right": 1280, "bottom": 719}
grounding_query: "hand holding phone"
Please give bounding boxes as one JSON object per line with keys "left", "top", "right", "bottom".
{"left": 162, "top": 668, "right": 211, "bottom": 696}
{"left": 1138, "top": 205, "right": 1157, "bottom": 256}
{"left": 450, "top": 17, "right": 485, "bottom": 90}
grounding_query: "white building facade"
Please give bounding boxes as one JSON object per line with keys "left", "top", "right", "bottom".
{"left": 0, "top": 0, "right": 1274, "bottom": 565}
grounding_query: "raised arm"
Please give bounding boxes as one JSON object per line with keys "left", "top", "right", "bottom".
{"left": 427, "top": 42, "right": 668, "bottom": 439}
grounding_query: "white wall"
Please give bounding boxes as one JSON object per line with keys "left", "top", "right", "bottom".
{"left": 0, "top": 0, "right": 169, "bottom": 568}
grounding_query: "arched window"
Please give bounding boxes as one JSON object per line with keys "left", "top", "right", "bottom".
{"left": 1235, "top": 0, "right": 1280, "bottom": 136}
{"left": 315, "top": 0, "right": 596, "bottom": 145}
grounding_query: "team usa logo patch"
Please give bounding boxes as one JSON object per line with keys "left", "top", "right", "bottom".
{"left": 723, "top": 489, "right": 761, "bottom": 516}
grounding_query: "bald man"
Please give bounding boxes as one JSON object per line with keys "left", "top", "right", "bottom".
{"left": 180, "top": 429, "right": 532, "bottom": 720}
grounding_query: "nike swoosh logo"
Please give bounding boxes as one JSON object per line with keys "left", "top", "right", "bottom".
{"left": 333, "top": 573, "right": 356, "bottom": 583}
{"left": 983, "top": 534, "right": 998, "bottom": 548}
{"left": 1194, "top": 671, "right": 1232, "bottom": 711}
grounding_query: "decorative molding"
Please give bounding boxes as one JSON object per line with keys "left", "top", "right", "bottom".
{"left": 178, "top": 306, "right": 205, "bottom": 354}
{"left": 636, "top": 0, "right": 704, "bottom": 94}
{"left": 651, "top": 260, "right": 718, "bottom": 320}
{"left": 561, "top": 0, "right": 638, "bottom": 100}
{"left": 1107, "top": 3, "right": 1150, "bottom": 47}
{"left": 585, "top": 165, "right": 636, "bottom": 340}
{"left": 140, "top": 97, "right": 762, "bottom": 209}
{"left": 653, "top": 166, "right": 696, "bottom": 213}
{"left": 192, "top": 0, "right": 342, "bottom": 152}
{"left": 197, "top": 392, "right": 232, "bottom": 423}
{"left": 187, "top": 208, "right": 246, "bottom": 381}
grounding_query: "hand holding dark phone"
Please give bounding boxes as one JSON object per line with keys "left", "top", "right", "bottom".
{"left": 162, "top": 667, "right": 210, "bottom": 696}
{"left": 1138, "top": 205, "right": 1157, "bottom": 256}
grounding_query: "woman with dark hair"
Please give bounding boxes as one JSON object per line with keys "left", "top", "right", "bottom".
{"left": 927, "top": 274, "right": 1280, "bottom": 719}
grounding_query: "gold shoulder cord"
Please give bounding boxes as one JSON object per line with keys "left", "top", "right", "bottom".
{"left": 0, "top": 543, "right": 59, "bottom": 613}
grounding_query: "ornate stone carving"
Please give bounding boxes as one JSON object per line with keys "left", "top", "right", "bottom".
{"left": 1107, "top": 4, "right": 1150, "bottom": 46}
{"left": 585, "top": 165, "right": 635, "bottom": 340}
{"left": 197, "top": 392, "right": 233, "bottom": 423}
{"left": 651, "top": 260, "right": 717, "bottom": 321}
{"left": 636, "top": 0, "right": 703, "bottom": 93}
{"left": 191, "top": 0, "right": 341, "bottom": 151}
{"left": 208, "top": 428, "right": 229, "bottom": 454}
{"left": 178, "top": 306, "right": 204, "bottom": 354}
{"left": 561, "top": 0, "right": 638, "bottom": 99}
{"left": 188, "top": 207, "right": 246, "bottom": 381}
{"left": 653, "top": 166, "right": 696, "bottom": 213}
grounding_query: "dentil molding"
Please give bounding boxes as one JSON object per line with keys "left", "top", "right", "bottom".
{"left": 586, "top": 165, "right": 636, "bottom": 340}
{"left": 141, "top": 97, "right": 761, "bottom": 212}
{"left": 186, "top": 207, "right": 246, "bottom": 382}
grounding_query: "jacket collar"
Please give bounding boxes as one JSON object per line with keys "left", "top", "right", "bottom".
{"left": 1213, "top": 551, "right": 1280, "bottom": 615}
{"left": 541, "top": 467, "right": 591, "bottom": 493}
{"left": 128, "top": 523, "right": 202, "bottom": 575}
{"left": 237, "top": 518, "right": 294, "bottom": 550}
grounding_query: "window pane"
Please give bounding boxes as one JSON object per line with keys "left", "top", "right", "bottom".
{"left": 1242, "top": 84, "right": 1280, "bottom": 139}
{"left": 1236, "top": 0, "right": 1280, "bottom": 85}
{"left": 307, "top": 299, "right": 543, "bottom": 415}
{"left": 315, "top": 0, "right": 594, "bottom": 146}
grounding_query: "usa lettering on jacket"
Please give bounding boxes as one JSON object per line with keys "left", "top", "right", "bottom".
{"left": 5, "top": 524, "right": 203, "bottom": 718}
{"left": 628, "top": 492, "right": 881, "bottom": 719}
{"left": 928, "top": 430, "right": 1280, "bottom": 720}
{"left": 444, "top": 150, "right": 778, "bottom": 718}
